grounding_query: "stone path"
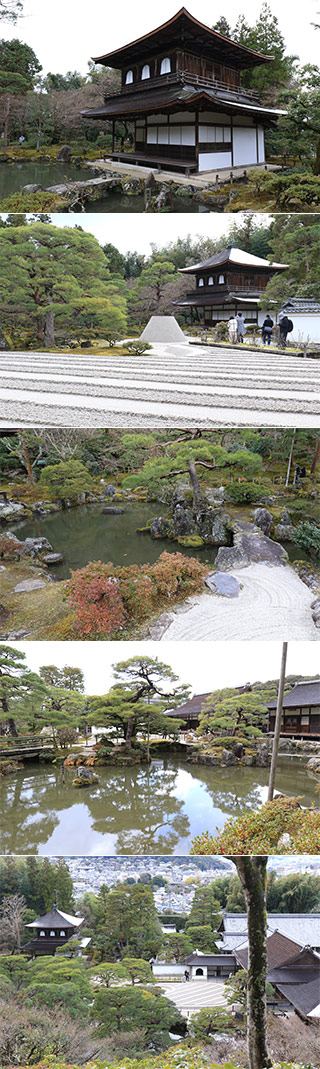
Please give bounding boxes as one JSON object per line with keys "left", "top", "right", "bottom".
{"left": 161, "top": 563, "right": 319, "bottom": 641}
{"left": 159, "top": 979, "right": 227, "bottom": 1017}
{"left": 0, "top": 344, "right": 319, "bottom": 427}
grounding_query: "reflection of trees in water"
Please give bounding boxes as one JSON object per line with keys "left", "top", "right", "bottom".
{"left": 0, "top": 757, "right": 316, "bottom": 856}
{"left": 0, "top": 761, "right": 190, "bottom": 856}
{"left": 0, "top": 765, "right": 62, "bottom": 854}
{"left": 90, "top": 763, "right": 190, "bottom": 854}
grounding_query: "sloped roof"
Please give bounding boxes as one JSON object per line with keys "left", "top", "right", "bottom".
{"left": 268, "top": 679, "right": 320, "bottom": 710}
{"left": 185, "top": 951, "right": 236, "bottom": 966}
{"left": 180, "top": 246, "right": 288, "bottom": 274}
{"left": 283, "top": 298, "right": 320, "bottom": 314}
{"left": 81, "top": 86, "right": 285, "bottom": 121}
{"left": 275, "top": 976, "right": 320, "bottom": 1016}
{"left": 92, "top": 8, "right": 273, "bottom": 70}
{"left": 167, "top": 692, "right": 211, "bottom": 720}
{"left": 220, "top": 913, "right": 320, "bottom": 950}
{"left": 235, "top": 930, "right": 303, "bottom": 972}
{"left": 25, "top": 907, "right": 83, "bottom": 929}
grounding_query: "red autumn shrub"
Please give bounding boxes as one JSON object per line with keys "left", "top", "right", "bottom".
{"left": 67, "top": 561, "right": 125, "bottom": 637}
{"left": 150, "top": 551, "right": 207, "bottom": 600}
{"left": 66, "top": 552, "right": 208, "bottom": 638}
{"left": 0, "top": 534, "right": 23, "bottom": 559}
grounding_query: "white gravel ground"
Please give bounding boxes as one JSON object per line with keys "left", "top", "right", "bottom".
{"left": 161, "top": 563, "right": 319, "bottom": 641}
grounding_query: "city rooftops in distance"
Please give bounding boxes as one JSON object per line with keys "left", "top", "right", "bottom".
{"left": 92, "top": 7, "right": 273, "bottom": 70}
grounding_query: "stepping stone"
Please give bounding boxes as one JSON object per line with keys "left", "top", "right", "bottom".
{"left": 205, "top": 571, "right": 240, "bottom": 597}
{"left": 14, "top": 578, "right": 47, "bottom": 593}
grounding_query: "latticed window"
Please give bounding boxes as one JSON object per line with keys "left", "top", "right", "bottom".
{"left": 141, "top": 64, "right": 150, "bottom": 79}
{"left": 160, "top": 57, "right": 171, "bottom": 74}
{"left": 125, "top": 70, "right": 133, "bottom": 84}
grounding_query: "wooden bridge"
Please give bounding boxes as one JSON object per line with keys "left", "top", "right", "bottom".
{"left": 0, "top": 734, "right": 56, "bottom": 760}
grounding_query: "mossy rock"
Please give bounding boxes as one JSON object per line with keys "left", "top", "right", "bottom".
{"left": 177, "top": 534, "right": 205, "bottom": 548}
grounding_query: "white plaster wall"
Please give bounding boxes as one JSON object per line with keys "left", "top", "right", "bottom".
{"left": 289, "top": 315, "right": 320, "bottom": 343}
{"left": 233, "top": 127, "right": 257, "bottom": 166}
{"left": 258, "top": 126, "right": 265, "bottom": 163}
{"left": 199, "top": 150, "right": 232, "bottom": 170}
{"left": 152, "top": 964, "right": 185, "bottom": 978}
{"left": 191, "top": 966, "right": 208, "bottom": 980}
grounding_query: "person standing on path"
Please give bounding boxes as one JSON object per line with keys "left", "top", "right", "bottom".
{"left": 228, "top": 314, "right": 238, "bottom": 345}
{"left": 236, "top": 311, "right": 245, "bottom": 343}
{"left": 261, "top": 312, "right": 273, "bottom": 345}
{"left": 278, "top": 311, "right": 290, "bottom": 348}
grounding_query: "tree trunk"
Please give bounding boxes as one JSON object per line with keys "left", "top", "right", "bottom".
{"left": 3, "top": 96, "right": 11, "bottom": 146}
{"left": 268, "top": 642, "right": 287, "bottom": 801}
{"left": 21, "top": 434, "right": 35, "bottom": 485}
{"left": 188, "top": 459, "right": 202, "bottom": 510}
{"left": 45, "top": 307, "right": 55, "bottom": 347}
{"left": 234, "top": 856, "right": 271, "bottom": 1069}
{"left": 285, "top": 430, "right": 295, "bottom": 487}
{"left": 36, "top": 87, "right": 43, "bottom": 152}
{"left": 311, "top": 436, "right": 320, "bottom": 474}
{"left": 124, "top": 718, "right": 134, "bottom": 753}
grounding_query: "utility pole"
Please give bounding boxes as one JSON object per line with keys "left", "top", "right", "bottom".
{"left": 268, "top": 642, "right": 288, "bottom": 801}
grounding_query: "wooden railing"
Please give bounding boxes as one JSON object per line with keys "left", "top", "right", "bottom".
{"left": 0, "top": 733, "right": 55, "bottom": 756}
{"left": 106, "top": 69, "right": 261, "bottom": 103}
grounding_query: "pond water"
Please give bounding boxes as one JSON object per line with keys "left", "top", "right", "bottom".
{"left": 0, "top": 161, "right": 92, "bottom": 199}
{"left": 12, "top": 500, "right": 314, "bottom": 578}
{"left": 0, "top": 755, "right": 317, "bottom": 856}
{"left": 12, "top": 502, "right": 219, "bottom": 579}
{"left": 0, "top": 162, "right": 206, "bottom": 211}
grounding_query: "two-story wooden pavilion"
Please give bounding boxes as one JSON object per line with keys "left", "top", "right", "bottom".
{"left": 267, "top": 679, "right": 320, "bottom": 738}
{"left": 81, "top": 8, "right": 286, "bottom": 174}
{"left": 173, "top": 245, "right": 288, "bottom": 326}
{"left": 22, "top": 904, "right": 85, "bottom": 958}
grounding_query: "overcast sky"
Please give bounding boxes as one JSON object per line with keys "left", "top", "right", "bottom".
{"left": 2, "top": 0, "right": 319, "bottom": 73}
{"left": 42, "top": 212, "right": 270, "bottom": 257}
{"left": 14, "top": 641, "right": 320, "bottom": 696}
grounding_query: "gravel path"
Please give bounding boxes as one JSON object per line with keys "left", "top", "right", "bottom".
{"left": 0, "top": 343, "right": 319, "bottom": 426}
{"left": 161, "top": 563, "right": 319, "bottom": 641}
{"left": 159, "top": 979, "right": 227, "bottom": 1016}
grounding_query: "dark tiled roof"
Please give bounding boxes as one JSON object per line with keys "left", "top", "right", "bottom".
{"left": 166, "top": 692, "right": 211, "bottom": 720}
{"left": 25, "top": 907, "right": 83, "bottom": 929}
{"left": 185, "top": 952, "right": 236, "bottom": 965}
{"left": 92, "top": 8, "right": 273, "bottom": 70}
{"left": 81, "top": 86, "right": 284, "bottom": 121}
{"left": 275, "top": 976, "right": 320, "bottom": 1015}
{"left": 235, "top": 931, "right": 303, "bottom": 972}
{"left": 283, "top": 299, "right": 320, "bottom": 314}
{"left": 268, "top": 679, "right": 320, "bottom": 710}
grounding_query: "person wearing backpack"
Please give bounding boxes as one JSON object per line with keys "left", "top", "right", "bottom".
{"left": 278, "top": 311, "right": 293, "bottom": 348}
{"left": 261, "top": 312, "right": 273, "bottom": 345}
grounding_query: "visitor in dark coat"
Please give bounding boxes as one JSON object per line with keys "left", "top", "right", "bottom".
{"left": 278, "top": 312, "right": 290, "bottom": 348}
{"left": 261, "top": 313, "right": 273, "bottom": 345}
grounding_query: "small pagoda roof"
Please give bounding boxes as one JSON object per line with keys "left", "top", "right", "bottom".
{"left": 25, "top": 906, "right": 83, "bottom": 929}
{"left": 268, "top": 679, "right": 320, "bottom": 710}
{"left": 92, "top": 8, "right": 273, "bottom": 71}
{"left": 180, "top": 246, "right": 288, "bottom": 275}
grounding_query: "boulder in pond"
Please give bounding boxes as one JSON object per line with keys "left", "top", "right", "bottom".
{"left": 171, "top": 503, "right": 194, "bottom": 537}
{"left": 57, "top": 144, "right": 72, "bottom": 161}
{"left": 22, "top": 536, "right": 53, "bottom": 558}
{"left": 273, "top": 523, "right": 297, "bottom": 542}
{"left": 205, "top": 571, "right": 240, "bottom": 597}
{"left": 216, "top": 520, "right": 288, "bottom": 571}
{"left": 101, "top": 506, "right": 125, "bottom": 515}
{"left": 22, "top": 183, "right": 43, "bottom": 194}
{"left": 253, "top": 507, "right": 273, "bottom": 536}
{"left": 73, "top": 765, "right": 99, "bottom": 787}
{"left": 220, "top": 748, "right": 236, "bottom": 766}
{"left": 104, "top": 484, "right": 117, "bottom": 497}
{"left": 149, "top": 516, "right": 170, "bottom": 539}
{"left": 0, "top": 501, "right": 28, "bottom": 523}
{"left": 42, "top": 552, "right": 64, "bottom": 566}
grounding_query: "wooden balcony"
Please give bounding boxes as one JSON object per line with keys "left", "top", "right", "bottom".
{"left": 110, "top": 69, "right": 261, "bottom": 103}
